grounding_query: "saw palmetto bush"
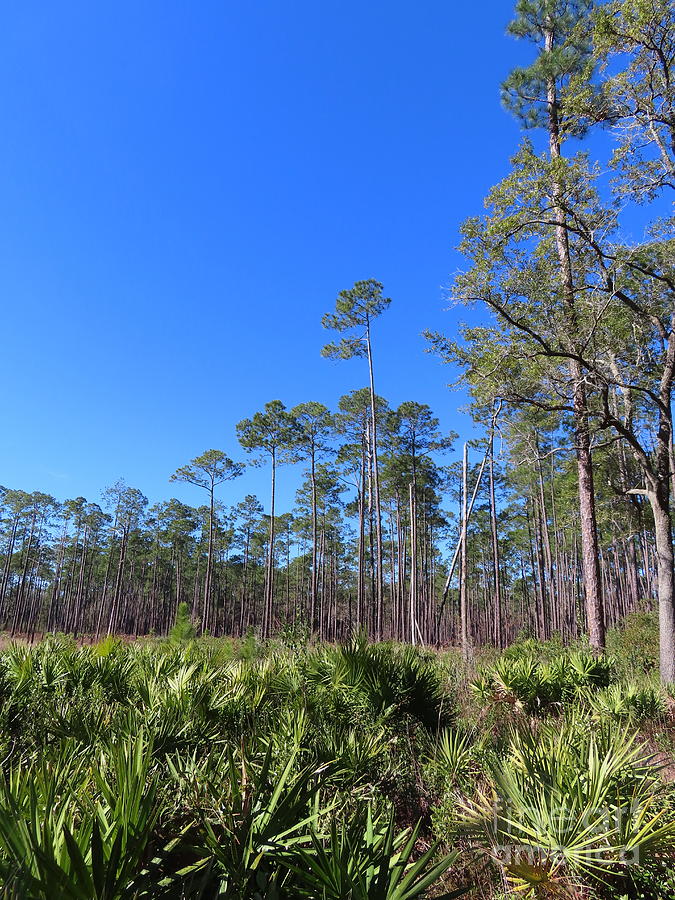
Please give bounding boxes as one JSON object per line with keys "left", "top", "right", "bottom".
{"left": 283, "top": 807, "right": 464, "bottom": 900}
{"left": 456, "top": 713, "right": 675, "bottom": 897}
{"left": 0, "top": 637, "right": 468, "bottom": 899}
{"left": 424, "top": 728, "right": 487, "bottom": 794}
{"left": 0, "top": 733, "right": 159, "bottom": 899}
{"left": 0, "top": 633, "right": 673, "bottom": 899}
{"left": 167, "top": 741, "right": 327, "bottom": 898}
{"left": 589, "top": 681, "right": 667, "bottom": 724}
{"left": 305, "top": 635, "right": 454, "bottom": 732}
{"left": 471, "top": 651, "right": 615, "bottom": 714}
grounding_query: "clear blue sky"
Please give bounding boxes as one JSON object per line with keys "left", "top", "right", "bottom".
{"left": 1, "top": 1, "right": 529, "bottom": 514}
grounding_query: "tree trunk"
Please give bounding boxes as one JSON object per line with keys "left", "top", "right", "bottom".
{"left": 545, "top": 26, "right": 605, "bottom": 650}
{"left": 366, "top": 320, "right": 384, "bottom": 639}
{"left": 652, "top": 488, "right": 675, "bottom": 683}
{"left": 310, "top": 449, "right": 318, "bottom": 633}
{"left": 489, "top": 434, "right": 503, "bottom": 648}
{"left": 264, "top": 448, "right": 276, "bottom": 638}
{"left": 460, "top": 443, "right": 469, "bottom": 658}
{"left": 204, "top": 483, "right": 215, "bottom": 633}
{"left": 409, "top": 482, "right": 417, "bottom": 644}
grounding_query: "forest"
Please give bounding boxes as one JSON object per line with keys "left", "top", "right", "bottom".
{"left": 0, "top": 0, "right": 674, "bottom": 897}
{"left": 2, "top": 0, "right": 673, "bottom": 669}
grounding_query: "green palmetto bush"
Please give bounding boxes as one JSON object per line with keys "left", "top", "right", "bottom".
{"left": 0, "top": 733, "right": 159, "bottom": 899}
{"left": 589, "top": 682, "right": 667, "bottom": 724}
{"left": 471, "top": 652, "right": 615, "bottom": 714}
{"left": 2, "top": 643, "right": 38, "bottom": 697}
{"left": 306, "top": 637, "right": 453, "bottom": 731}
{"left": 1, "top": 634, "right": 672, "bottom": 899}
{"left": 426, "top": 728, "right": 485, "bottom": 792}
{"left": 167, "top": 741, "right": 328, "bottom": 898}
{"left": 283, "top": 807, "right": 465, "bottom": 900}
{"left": 90, "top": 650, "right": 135, "bottom": 703}
{"left": 311, "top": 722, "right": 394, "bottom": 789}
{"left": 456, "top": 714, "right": 675, "bottom": 897}
{"left": 565, "top": 651, "right": 614, "bottom": 688}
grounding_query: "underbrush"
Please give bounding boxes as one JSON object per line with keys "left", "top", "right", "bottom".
{"left": 0, "top": 621, "right": 672, "bottom": 898}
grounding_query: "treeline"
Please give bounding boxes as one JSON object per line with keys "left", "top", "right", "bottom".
{"left": 0, "top": 390, "right": 658, "bottom": 648}
{"left": 0, "top": 389, "right": 454, "bottom": 644}
{"left": 2, "top": 0, "right": 674, "bottom": 673}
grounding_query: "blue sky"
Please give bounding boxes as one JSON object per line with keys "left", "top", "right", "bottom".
{"left": 1, "top": 1, "right": 532, "bottom": 514}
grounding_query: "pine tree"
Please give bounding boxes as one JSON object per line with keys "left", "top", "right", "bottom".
{"left": 322, "top": 280, "right": 391, "bottom": 639}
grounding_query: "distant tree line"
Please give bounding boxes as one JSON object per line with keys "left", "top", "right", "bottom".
{"left": 0, "top": 387, "right": 659, "bottom": 651}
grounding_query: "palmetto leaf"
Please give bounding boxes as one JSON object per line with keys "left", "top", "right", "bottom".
{"left": 0, "top": 732, "right": 158, "bottom": 900}
{"left": 457, "top": 713, "right": 675, "bottom": 893}
{"left": 283, "top": 807, "right": 464, "bottom": 900}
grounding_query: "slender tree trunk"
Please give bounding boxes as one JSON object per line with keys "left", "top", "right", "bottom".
{"left": 365, "top": 320, "right": 384, "bottom": 639}
{"left": 652, "top": 487, "right": 675, "bottom": 682}
{"left": 264, "top": 448, "right": 277, "bottom": 638}
{"left": 12, "top": 516, "right": 36, "bottom": 636}
{"left": 46, "top": 527, "right": 68, "bottom": 634}
{"left": 0, "top": 516, "right": 19, "bottom": 622}
{"left": 203, "top": 483, "right": 215, "bottom": 634}
{"left": 409, "top": 483, "right": 417, "bottom": 644}
{"left": 310, "top": 449, "right": 319, "bottom": 632}
{"left": 545, "top": 27, "right": 605, "bottom": 650}
{"left": 460, "top": 443, "right": 469, "bottom": 658}
{"left": 107, "top": 528, "right": 128, "bottom": 636}
{"left": 95, "top": 514, "right": 118, "bottom": 640}
{"left": 357, "top": 444, "right": 366, "bottom": 631}
{"left": 489, "top": 433, "right": 503, "bottom": 648}
{"left": 72, "top": 528, "right": 89, "bottom": 637}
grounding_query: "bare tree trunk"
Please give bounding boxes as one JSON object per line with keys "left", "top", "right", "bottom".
{"left": 0, "top": 516, "right": 19, "bottom": 622}
{"left": 310, "top": 449, "right": 318, "bottom": 632}
{"left": 365, "top": 319, "right": 384, "bottom": 639}
{"left": 653, "top": 487, "right": 675, "bottom": 682}
{"left": 203, "top": 483, "right": 215, "bottom": 634}
{"left": 409, "top": 482, "right": 417, "bottom": 644}
{"left": 264, "top": 449, "right": 276, "bottom": 638}
{"left": 489, "top": 434, "right": 503, "bottom": 648}
{"left": 460, "top": 443, "right": 469, "bottom": 658}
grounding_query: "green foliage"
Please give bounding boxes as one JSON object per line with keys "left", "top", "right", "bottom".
{"left": 236, "top": 400, "right": 299, "bottom": 463}
{"left": 284, "top": 807, "right": 464, "bottom": 900}
{"left": 170, "top": 741, "right": 325, "bottom": 898}
{"left": 457, "top": 714, "right": 675, "bottom": 896}
{"left": 502, "top": 0, "right": 595, "bottom": 135}
{"left": 306, "top": 637, "right": 455, "bottom": 730}
{"left": 168, "top": 602, "right": 196, "bottom": 643}
{"left": 0, "top": 635, "right": 672, "bottom": 898}
{"left": 321, "top": 279, "right": 392, "bottom": 360}
{"left": 590, "top": 681, "right": 667, "bottom": 724}
{"left": 0, "top": 733, "right": 158, "bottom": 899}
{"left": 170, "top": 449, "right": 244, "bottom": 493}
{"left": 0, "top": 637, "right": 464, "bottom": 899}
{"left": 607, "top": 612, "right": 660, "bottom": 676}
{"left": 607, "top": 855, "right": 675, "bottom": 900}
{"left": 591, "top": 0, "right": 675, "bottom": 200}
{"left": 424, "top": 728, "right": 486, "bottom": 796}
{"left": 472, "top": 650, "right": 614, "bottom": 713}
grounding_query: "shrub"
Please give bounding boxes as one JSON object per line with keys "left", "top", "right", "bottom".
{"left": 457, "top": 714, "right": 675, "bottom": 897}
{"left": 606, "top": 611, "right": 660, "bottom": 676}
{"left": 591, "top": 682, "right": 667, "bottom": 723}
{"left": 169, "top": 601, "right": 197, "bottom": 643}
{"left": 472, "top": 651, "right": 614, "bottom": 714}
